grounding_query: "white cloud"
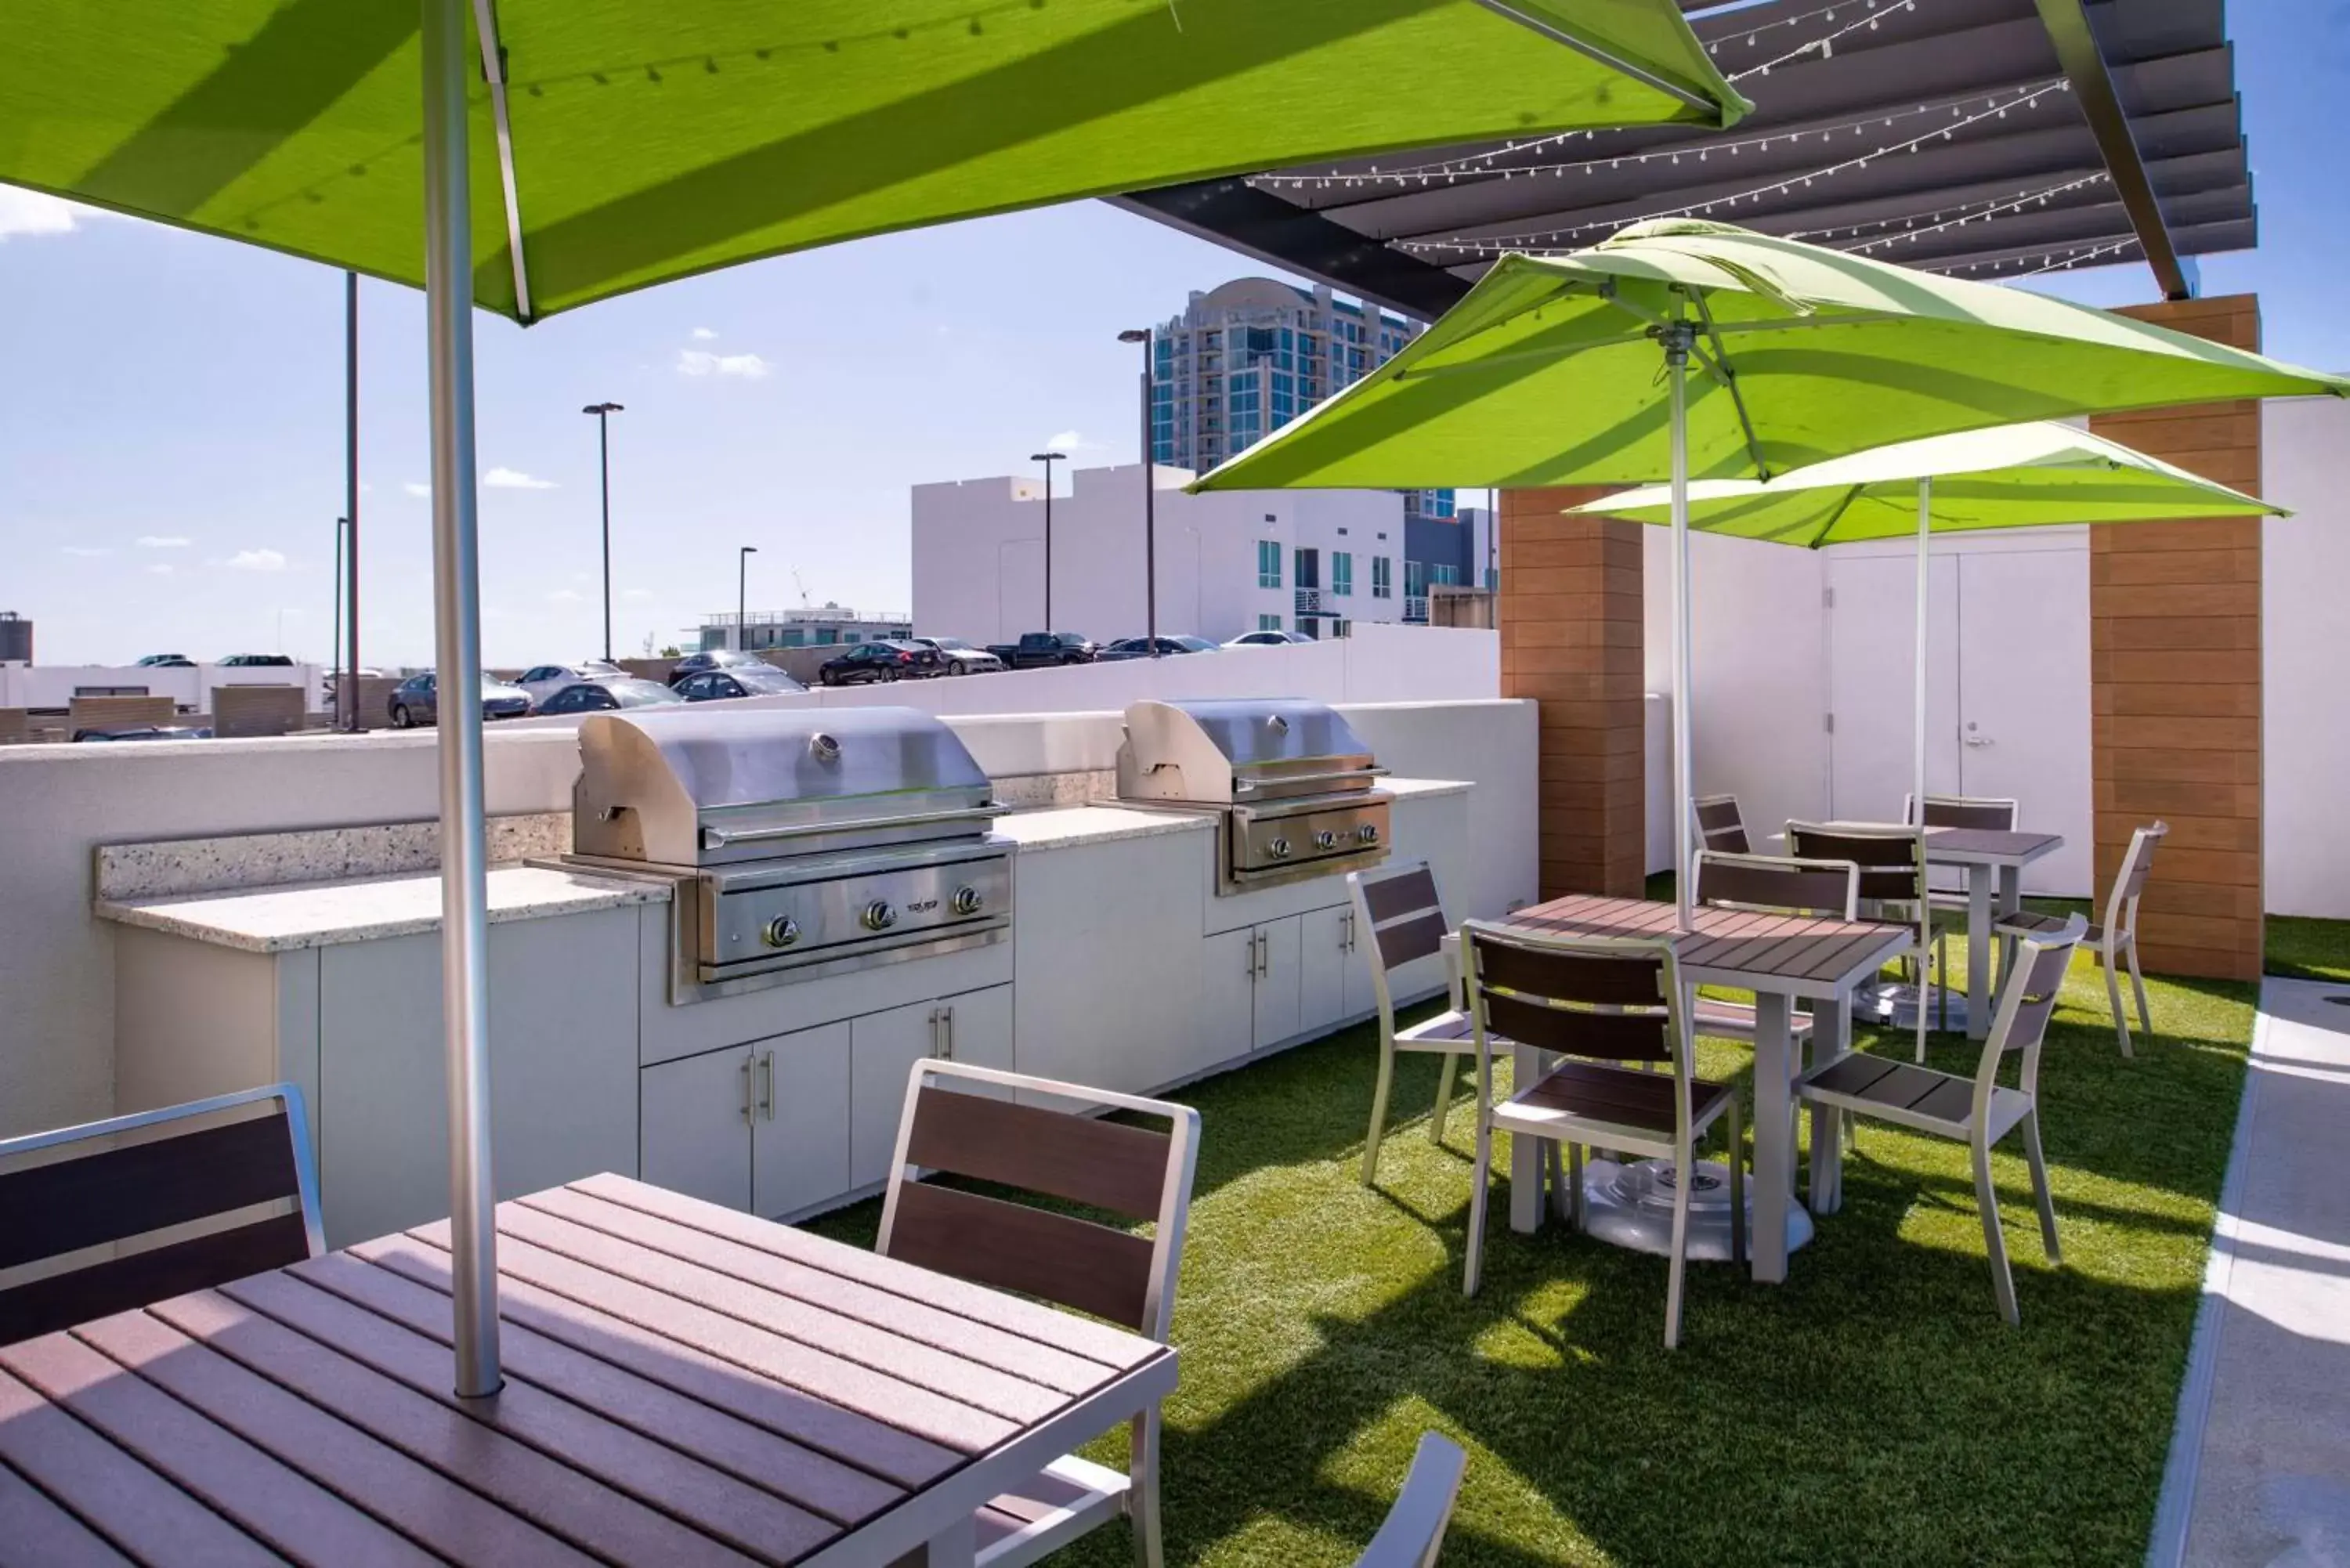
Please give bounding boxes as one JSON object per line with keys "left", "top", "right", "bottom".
{"left": 0, "top": 189, "right": 85, "bottom": 241}
{"left": 136, "top": 534, "right": 191, "bottom": 549}
{"left": 1044, "top": 429, "right": 1104, "bottom": 452}
{"left": 61, "top": 545, "right": 114, "bottom": 558}
{"left": 547, "top": 587, "right": 586, "bottom": 604}
{"left": 691, "top": 327, "right": 718, "bottom": 341}
{"left": 403, "top": 481, "right": 431, "bottom": 498}
{"left": 146, "top": 563, "right": 175, "bottom": 576}
{"left": 484, "top": 466, "right": 558, "bottom": 490}
{"left": 676, "top": 348, "right": 770, "bottom": 380}
{"left": 227, "top": 548, "right": 287, "bottom": 573}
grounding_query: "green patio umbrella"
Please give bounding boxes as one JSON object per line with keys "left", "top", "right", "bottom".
{"left": 1569, "top": 420, "right": 2288, "bottom": 1058}
{"left": 2, "top": 0, "right": 1745, "bottom": 1396}
{"left": 1190, "top": 218, "right": 2349, "bottom": 929}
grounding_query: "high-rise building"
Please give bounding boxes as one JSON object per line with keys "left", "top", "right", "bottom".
{"left": 1149, "top": 279, "right": 1452, "bottom": 525}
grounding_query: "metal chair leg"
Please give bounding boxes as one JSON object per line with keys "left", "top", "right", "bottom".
{"left": 1362, "top": 1041, "right": 1397, "bottom": 1184}
{"left": 1973, "top": 1137, "right": 2019, "bottom": 1326}
{"left": 1665, "top": 1136, "right": 1694, "bottom": 1349}
{"left": 1543, "top": 1140, "right": 1567, "bottom": 1224}
{"left": 1568, "top": 1141, "right": 1585, "bottom": 1230}
{"left": 1462, "top": 1116, "right": 1491, "bottom": 1298}
{"left": 2102, "top": 942, "right": 2132, "bottom": 1060}
{"left": 1128, "top": 1408, "right": 1163, "bottom": 1568}
{"left": 2020, "top": 1113, "right": 2060, "bottom": 1266}
{"left": 1726, "top": 1098, "right": 1746, "bottom": 1266}
{"left": 2125, "top": 941, "right": 2153, "bottom": 1042}
{"left": 1428, "top": 1052, "right": 1459, "bottom": 1146}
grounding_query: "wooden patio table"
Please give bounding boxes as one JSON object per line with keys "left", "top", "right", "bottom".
{"left": 1450, "top": 894, "right": 1911, "bottom": 1284}
{"left": 0, "top": 1172, "right": 1176, "bottom": 1568}
{"left": 1918, "top": 827, "right": 2065, "bottom": 1040}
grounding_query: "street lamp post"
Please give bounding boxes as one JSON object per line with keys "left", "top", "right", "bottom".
{"left": 1115, "top": 330, "right": 1156, "bottom": 654}
{"left": 1029, "top": 450, "right": 1065, "bottom": 629}
{"left": 342, "top": 270, "right": 360, "bottom": 731}
{"left": 582, "top": 402, "right": 624, "bottom": 662}
{"left": 738, "top": 546, "right": 757, "bottom": 652}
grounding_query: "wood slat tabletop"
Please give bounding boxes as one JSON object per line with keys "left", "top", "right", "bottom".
{"left": 0, "top": 1173, "right": 1174, "bottom": 1568}
{"left": 1503, "top": 894, "right": 1910, "bottom": 988}
{"left": 1922, "top": 827, "right": 2064, "bottom": 863}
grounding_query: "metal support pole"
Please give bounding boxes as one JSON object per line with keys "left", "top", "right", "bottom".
{"left": 343, "top": 270, "right": 360, "bottom": 731}
{"left": 739, "top": 546, "right": 757, "bottom": 650}
{"left": 598, "top": 415, "right": 613, "bottom": 662}
{"left": 1914, "top": 476, "right": 1932, "bottom": 1061}
{"left": 1664, "top": 320, "right": 1696, "bottom": 930}
{"left": 332, "top": 516, "right": 345, "bottom": 714}
{"left": 421, "top": 0, "right": 501, "bottom": 1400}
{"left": 1141, "top": 362, "right": 1158, "bottom": 654}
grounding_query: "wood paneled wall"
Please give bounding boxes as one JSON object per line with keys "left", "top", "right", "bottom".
{"left": 2087, "top": 294, "right": 2263, "bottom": 981}
{"left": 1498, "top": 489, "right": 1646, "bottom": 898}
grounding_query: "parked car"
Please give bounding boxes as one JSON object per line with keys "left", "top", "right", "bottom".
{"left": 1224, "top": 629, "right": 1315, "bottom": 648}
{"left": 674, "top": 666, "right": 808, "bottom": 701}
{"left": 1098, "top": 635, "right": 1217, "bottom": 660}
{"left": 985, "top": 631, "right": 1098, "bottom": 668}
{"left": 72, "top": 724, "right": 213, "bottom": 742}
{"left": 534, "top": 677, "right": 685, "bottom": 715}
{"left": 385, "top": 671, "right": 533, "bottom": 727}
{"left": 218, "top": 652, "right": 295, "bottom": 667}
{"left": 134, "top": 652, "right": 194, "bottom": 668}
{"left": 515, "top": 659, "right": 624, "bottom": 710}
{"left": 906, "top": 636, "right": 1005, "bottom": 675}
{"left": 668, "top": 648, "right": 768, "bottom": 684}
{"left": 817, "top": 641, "right": 936, "bottom": 685}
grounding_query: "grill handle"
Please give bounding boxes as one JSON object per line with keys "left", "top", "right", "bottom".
{"left": 1233, "top": 767, "right": 1389, "bottom": 794}
{"left": 700, "top": 803, "right": 1000, "bottom": 851}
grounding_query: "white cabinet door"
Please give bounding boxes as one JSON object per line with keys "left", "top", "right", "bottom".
{"left": 1298, "top": 905, "right": 1351, "bottom": 1039}
{"left": 1198, "top": 927, "right": 1257, "bottom": 1086}
{"left": 936, "top": 985, "right": 1014, "bottom": 1076}
{"left": 642, "top": 1047, "right": 752, "bottom": 1212}
{"left": 849, "top": 1000, "right": 945, "bottom": 1192}
{"left": 750, "top": 1021, "right": 851, "bottom": 1220}
{"left": 1339, "top": 905, "right": 1376, "bottom": 1017}
{"left": 1252, "top": 915, "right": 1303, "bottom": 1050}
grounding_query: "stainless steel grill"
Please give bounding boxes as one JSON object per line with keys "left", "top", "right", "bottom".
{"left": 1115, "top": 699, "right": 1390, "bottom": 894}
{"left": 567, "top": 706, "right": 1009, "bottom": 999}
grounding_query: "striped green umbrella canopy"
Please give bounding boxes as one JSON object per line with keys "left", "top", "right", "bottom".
{"left": 1188, "top": 219, "right": 2349, "bottom": 494}
{"left": 0, "top": 0, "right": 1744, "bottom": 323}
{"left": 1565, "top": 421, "right": 2288, "bottom": 540}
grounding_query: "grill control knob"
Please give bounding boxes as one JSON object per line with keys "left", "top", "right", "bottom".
{"left": 762, "top": 916, "right": 800, "bottom": 948}
{"left": 1357, "top": 823, "right": 1380, "bottom": 845}
{"left": 1314, "top": 829, "right": 1340, "bottom": 851}
{"left": 861, "top": 900, "right": 898, "bottom": 932}
{"left": 1267, "top": 836, "right": 1292, "bottom": 860}
{"left": 950, "top": 885, "right": 985, "bottom": 916}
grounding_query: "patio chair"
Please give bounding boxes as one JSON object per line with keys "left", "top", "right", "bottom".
{"left": 1347, "top": 860, "right": 1505, "bottom": 1186}
{"left": 1353, "top": 1433, "right": 1469, "bottom": 1568}
{"left": 1692, "top": 793, "right": 1750, "bottom": 856}
{"left": 1904, "top": 792, "right": 2019, "bottom": 988}
{"left": 877, "top": 1059, "right": 1199, "bottom": 1568}
{"left": 1690, "top": 850, "right": 1859, "bottom": 1046}
{"left": 1788, "top": 821, "right": 1941, "bottom": 1060}
{"left": 1459, "top": 922, "right": 1742, "bottom": 1349}
{"left": 1998, "top": 821, "right": 2167, "bottom": 1057}
{"left": 1798, "top": 914, "right": 2087, "bottom": 1324}
{"left": 0, "top": 1084, "right": 321, "bottom": 1347}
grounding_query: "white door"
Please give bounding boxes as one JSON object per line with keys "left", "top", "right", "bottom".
{"left": 848, "top": 1000, "right": 945, "bottom": 1192}
{"left": 1958, "top": 550, "right": 2094, "bottom": 894}
{"left": 1253, "top": 916, "right": 1303, "bottom": 1049}
{"left": 750, "top": 1022, "right": 851, "bottom": 1220}
{"left": 1198, "top": 928, "right": 1258, "bottom": 1086}
{"left": 1828, "top": 551, "right": 1961, "bottom": 822}
{"left": 1298, "top": 905, "right": 1351, "bottom": 1037}
{"left": 641, "top": 1047, "right": 752, "bottom": 1212}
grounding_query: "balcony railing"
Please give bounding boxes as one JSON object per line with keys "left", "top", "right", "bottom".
{"left": 1294, "top": 588, "right": 1324, "bottom": 618}
{"left": 1403, "top": 595, "right": 1430, "bottom": 624}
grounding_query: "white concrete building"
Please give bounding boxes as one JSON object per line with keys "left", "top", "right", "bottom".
{"left": 912, "top": 461, "right": 1419, "bottom": 645}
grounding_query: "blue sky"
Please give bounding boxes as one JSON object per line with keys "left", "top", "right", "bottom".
{"left": 2, "top": 4, "right": 2342, "bottom": 667}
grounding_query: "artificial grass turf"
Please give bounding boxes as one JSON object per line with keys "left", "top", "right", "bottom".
{"left": 2264, "top": 915, "right": 2350, "bottom": 983}
{"left": 810, "top": 948, "right": 2256, "bottom": 1567}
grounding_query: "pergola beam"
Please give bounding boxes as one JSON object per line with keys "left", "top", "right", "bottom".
{"left": 2031, "top": 0, "right": 2194, "bottom": 298}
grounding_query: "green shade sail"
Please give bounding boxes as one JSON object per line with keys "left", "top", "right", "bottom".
{"left": 0, "top": 0, "right": 1745, "bottom": 323}
{"left": 1190, "top": 219, "right": 2350, "bottom": 494}
{"left": 1567, "top": 421, "right": 2289, "bottom": 543}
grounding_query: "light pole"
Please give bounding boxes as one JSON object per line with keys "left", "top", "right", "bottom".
{"left": 332, "top": 515, "right": 347, "bottom": 712}
{"left": 582, "top": 402, "right": 624, "bottom": 661}
{"left": 1116, "top": 330, "right": 1156, "bottom": 654}
{"left": 1029, "top": 450, "right": 1065, "bottom": 629}
{"left": 738, "top": 545, "right": 757, "bottom": 651}
{"left": 342, "top": 270, "right": 360, "bottom": 731}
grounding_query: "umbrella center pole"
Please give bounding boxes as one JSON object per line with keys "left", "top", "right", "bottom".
{"left": 1661, "top": 321, "right": 1697, "bottom": 930}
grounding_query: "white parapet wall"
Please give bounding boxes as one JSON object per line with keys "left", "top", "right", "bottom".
{"left": 0, "top": 663, "right": 327, "bottom": 717}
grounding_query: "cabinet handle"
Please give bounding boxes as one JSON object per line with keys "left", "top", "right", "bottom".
{"left": 739, "top": 1057, "right": 754, "bottom": 1125}
{"left": 758, "top": 1050, "right": 775, "bottom": 1121}
{"left": 1343, "top": 910, "right": 1357, "bottom": 952}
{"left": 941, "top": 1004, "right": 956, "bottom": 1061}
{"left": 927, "top": 1006, "right": 941, "bottom": 1058}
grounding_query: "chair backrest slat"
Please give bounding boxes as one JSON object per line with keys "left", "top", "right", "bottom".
{"left": 2116, "top": 820, "right": 2168, "bottom": 903}
{"left": 1694, "top": 851, "right": 1858, "bottom": 920}
{"left": 885, "top": 1180, "right": 1158, "bottom": 1330}
{"left": 1482, "top": 994, "right": 1669, "bottom": 1062}
{"left": 904, "top": 1086, "right": 1170, "bottom": 1221}
{"left": 1974, "top": 914, "right": 2088, "bottom": 1118}
{"left": 1350, "top": 862, "right": 1454, "bottom": 1037}
{"left": 1465, "top": 927, "right": 1676, "bottom": 1064}
{"left": 1376, "top": 909, "right": 1449, "bottom": 970}
{"left": 1692, "top": 793, "right": 1749, "bottom": 856}
{"left": 1907, "top": 793, "right": 2019, "bottom": 831}
{"left": 1787, "top": 822, "right": 1922, "bottom": 904}
{"left": 0, "top": 1085, "right": 319, "bottom": 1349}
{"left": 1361, "top": 865, "right": 1441, "bottom": 926}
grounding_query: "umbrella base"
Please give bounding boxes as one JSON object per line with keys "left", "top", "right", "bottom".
{"left": 1564, "top": 1157, "right": 1810, "bottom": 1263}
{"left": 1853, "top": 979, "right": 1972, "bottom": 1034}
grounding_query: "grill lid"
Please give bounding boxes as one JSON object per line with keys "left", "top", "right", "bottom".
{"left": 1116, "top": 698, "right": 1380, "bottom": 804}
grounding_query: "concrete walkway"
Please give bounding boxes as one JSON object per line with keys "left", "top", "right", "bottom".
{"left": 2150, "top": 977, "right": 2350, "bottom": 1568}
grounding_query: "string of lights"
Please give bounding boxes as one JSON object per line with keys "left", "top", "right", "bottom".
{"left": 1929, "top": 237, "right": 2141, "bottom": 279}
{"left": 1703, "top": 0, "right": 1900, "bottom": 53}
{"left": 1728, "top": 0, "right": 1918, "bottom": 82}
{"left": 1391, "top": 79, "right": 2071, "bottom": 258}
{"left": 1249, "top": 76, "right": 2062, "bottom": 195}
{"left": 1835, "top": 171, "right": 2111, "bottom": 252}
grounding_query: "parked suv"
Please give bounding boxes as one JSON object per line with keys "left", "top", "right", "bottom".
{"left": 985, "top": 631, "right": 1097, "bottom": 668}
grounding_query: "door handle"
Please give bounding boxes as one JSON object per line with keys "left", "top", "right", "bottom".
{"left": 739, "top": 1057, "right": 754, "bottom": 1125}
{"left": 758, "top": 1050, "right": 775, "bottom": 1121}
{"left": 940, "top": 1004, "right": 956, "bottom": 1061}
{"left": 927, "top": 1006, "right": 942, "bottom": 1058}
{"left": 1964, "top": 735, "right": 1993, "bottom": 747}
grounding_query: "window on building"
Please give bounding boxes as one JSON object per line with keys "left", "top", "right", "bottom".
{"left": 1405, "top": 560, "right": 1426, "bottom": 597}
{"left": 1332, "top": 551, "right": 1354, "bottom": 597}
{"left": 1331, "top": 619, "right": 1351, "bottom": 638}
{"left": 1256, "top": 539, "right": 1282, "bottom": 589}
{"left": 1432, "top": 564, "right": 1459, "bottom": 587}
{"left": 1485, "top": 567, "right": 1499, "bottom": 591}
{"left": 1258, "top": 613, "right": 1282, "bottom": 632}
{"left": 1371, "top": 557, "right": 1392, "bottom": 599}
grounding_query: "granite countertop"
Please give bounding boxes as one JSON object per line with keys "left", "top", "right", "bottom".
{"left": 992, "top": 804, "right": 1215, "bottom": 851}
{"left": 1385, "top": 777, "right": 1473, "bottom": 800}
{"left": 96, "top": 864, "right": 670, "bottom": 954}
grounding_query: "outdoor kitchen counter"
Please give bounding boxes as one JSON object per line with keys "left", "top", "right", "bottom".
{"left": 992, "top": 802, "right": 1214, "bottom": 851}
{"left": 93, "top": 862, "right": 669, "bottom": 953}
